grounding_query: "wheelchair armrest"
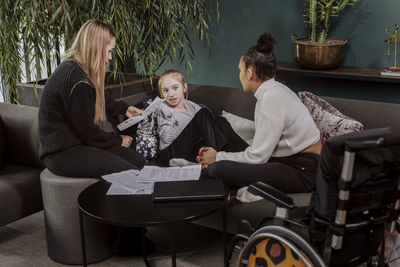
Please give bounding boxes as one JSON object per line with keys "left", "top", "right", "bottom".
{"left": 247, "top": 182, "right": 297, "bottom": 209}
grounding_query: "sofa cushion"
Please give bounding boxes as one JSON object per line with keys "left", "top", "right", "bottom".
{"left": 0, "top": 116, "right": 6, "bottom": 169}
{"left": 0, "top": 163, "right": 43, "bottom": 226}
{"left": 298, "top": 91, "right": 363, "bottom": 142}
{"left": 221, "top": 110, "right": 255, "bottom": 145}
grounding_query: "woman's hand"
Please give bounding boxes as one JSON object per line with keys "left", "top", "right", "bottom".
{"left": 121, "top": 135, "right": 133, "bottom": 147}
{"left": 197, "top": 147, "right": 217, "bottom": 169}
{"left": 126, "top": 106, "right": 142, "bottom": 118}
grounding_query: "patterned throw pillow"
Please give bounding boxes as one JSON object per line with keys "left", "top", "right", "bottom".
{"left": 136, "top": 99, "right": 159, "bottom": 160}
{"left": 298, "top": 91, "right": 363, "bottom": 142}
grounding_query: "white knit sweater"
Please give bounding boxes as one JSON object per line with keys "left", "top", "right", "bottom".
{"left": 216, "top": 79, "right": 320, "bottom": 164}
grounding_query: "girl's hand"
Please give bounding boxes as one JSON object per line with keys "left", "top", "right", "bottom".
{"left": 121, "top": 135, "right": 133, "bottom": 147}
{"left": 126, "top": 106, "right": 142, "bottom": 118}
{"left": 197, "top": 147, "right": 217, "bottom": 168}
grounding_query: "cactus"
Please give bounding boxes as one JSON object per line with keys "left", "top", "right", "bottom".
{"left": 304, "top": 0, "right": 358, "bottom": 44}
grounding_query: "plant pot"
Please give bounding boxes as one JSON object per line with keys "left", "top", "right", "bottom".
{"left": 105, "top": 73, "right": 158, "bottom": 100}
{"left": 16, "top": 79, "right": 46, "bottom": 106}
{"left": 16, "top": 73, "right": 158, "bottom": 106}
{"left": 293, "top": 38, "right": 349, "bottom": 69}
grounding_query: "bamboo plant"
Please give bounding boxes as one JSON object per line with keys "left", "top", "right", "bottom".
{"left": 0, "top": 0, "right": 220, "bottom": 103}
{"left": 305, "top": 0, "right": 358, "bottom": 44}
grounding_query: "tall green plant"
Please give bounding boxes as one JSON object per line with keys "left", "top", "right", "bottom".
{"left": 0, "top": 0, "right": 220, "bottom": 103}
{"left": 304, "top": 0, "right": 358, "bottom": 44}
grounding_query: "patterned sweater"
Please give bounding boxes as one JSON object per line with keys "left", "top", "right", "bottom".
{"left": 156, "top": 100, "right": 201, "bottom": 150}
{"left": 38, "top": 60, "right": 128, "bottom": 158}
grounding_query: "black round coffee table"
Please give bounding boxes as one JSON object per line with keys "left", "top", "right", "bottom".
{"left": 78, "top": 180, "right": 229, "bottom": 267}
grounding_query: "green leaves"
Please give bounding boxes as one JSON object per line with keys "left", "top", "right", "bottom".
{"left": 303, "top": 0, "right": 358, "bottom": 44}
{"left": 0, "top": 0, "right": 219, "bottom": 102}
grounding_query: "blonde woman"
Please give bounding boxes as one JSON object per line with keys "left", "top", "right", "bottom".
{"left": 38, "top": 19, "right": 146, "bottom": 178}
{"left": 38, "top": 19, "right": 155, "bottom": 257}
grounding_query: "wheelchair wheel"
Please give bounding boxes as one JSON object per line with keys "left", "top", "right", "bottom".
{"left": 235, "top": 225, "right": 326, "bottom": 267}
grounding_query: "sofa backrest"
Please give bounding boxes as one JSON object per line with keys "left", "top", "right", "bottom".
{"left": 118, "top": 84, "right": 400, "bottom": 135}
{"left": 188, "top": 84, "right": 256, "bottom": 120}
{"left": 189, "top": 84, "right": 400, "bottom": 134}
{"left": 322, "top": 96, "right": 400, "bottom": 133}
{"left": 0, "top": 102, "right": 44, "bottom": 168}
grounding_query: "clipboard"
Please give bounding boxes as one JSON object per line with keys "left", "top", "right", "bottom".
{"left": 152, "top": 179, "right": 226, "bottom": 202}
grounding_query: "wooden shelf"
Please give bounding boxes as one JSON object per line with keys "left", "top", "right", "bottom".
{"left": 277, "top": 62, "right": 400, "bottom": 84}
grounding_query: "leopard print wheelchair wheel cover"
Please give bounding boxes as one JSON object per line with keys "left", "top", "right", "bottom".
{"left": 236, "top": 225, "right": 326, "bottom": 267}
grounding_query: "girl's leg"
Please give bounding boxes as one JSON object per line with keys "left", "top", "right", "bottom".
{"left": 43, "top": 145, "right": 145, "bottom": 177}
{"left": 158, "top": 108, "right": 228, "bottom": 164}
{"left": 201, "top": 154, "right": 319, "bottom": 193}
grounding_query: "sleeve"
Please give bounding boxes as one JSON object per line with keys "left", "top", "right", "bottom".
{"left": 216, "top": 97, "right": 284, "bottom": 164}
{"left": 65, "top": 81, "right": 122, "bottom": 148}
{"left": 105, "top": 94, "right": 129, "bottom": 117}
{"left": 156, "top": 105, "right": 181, "bottom": 146}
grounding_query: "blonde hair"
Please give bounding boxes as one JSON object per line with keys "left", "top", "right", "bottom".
{"left": 158, "top": 70, "right": 188, "bottom": 99}
{"left": 64, "top": 19, "right": 115, "bottom": 125}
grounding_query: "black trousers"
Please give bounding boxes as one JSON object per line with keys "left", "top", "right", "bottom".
{"left": 43, "top": 144, "right": 146, "bottom": 177}
{"left": 201, "top": 153, "right": 319, "bottom": 193}
{"left": 157, "top": 108, "right": 246, "bottom": 166}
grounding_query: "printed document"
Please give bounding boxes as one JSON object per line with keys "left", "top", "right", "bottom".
{"left": 102, "top": 165, "right": 202, "bottom": 195}
{"left": 117, "top": 97, "right": 163, "bottom": 131}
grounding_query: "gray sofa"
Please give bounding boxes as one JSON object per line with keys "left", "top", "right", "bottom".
{"left": 2, "top": 83, "right": 400, "bottom": 262}
{"left": 0, "top": 102, "right": 44, "bottom": 226}
{"left": 120, "top": 84, "right": 400, "bottom": 234}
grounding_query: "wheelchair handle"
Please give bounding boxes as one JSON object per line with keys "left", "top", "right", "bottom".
{"left": 248, "top": 182, "right": 296, "bottom": 209}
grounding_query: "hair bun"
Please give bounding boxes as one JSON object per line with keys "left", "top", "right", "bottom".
{"left": 256, "top": 33, "right": 276, "bottom": 53}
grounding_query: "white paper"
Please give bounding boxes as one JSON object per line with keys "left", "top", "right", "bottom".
{"left": 102, "top": 164, "right": 201, "bottom": 195}
{"left": 117, "top": 97, "right": 163, "bottom": 131}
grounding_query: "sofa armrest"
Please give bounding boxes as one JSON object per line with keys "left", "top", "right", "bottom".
{"left": 0, "top": 102, "right": 43, "bottom": 168}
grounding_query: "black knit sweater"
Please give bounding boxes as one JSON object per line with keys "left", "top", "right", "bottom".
{"left": 38, "top": 60, "right": 128, "bottom": 159}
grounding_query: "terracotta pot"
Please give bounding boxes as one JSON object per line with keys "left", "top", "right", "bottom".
{"left": 293, "top": 38, "right": 349, "bottom": 69}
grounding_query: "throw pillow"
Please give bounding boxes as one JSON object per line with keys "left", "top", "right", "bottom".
{"left": 136, "top": 98, "right": 159, "bottom": 160}
{"left": 298, "top": 91, "right": 363, "bottom": 142}
{"left": 221, "top": 110, "right": 255, "bottom": 145}
{"left": 0, "top": 116, "right": 7, "bottom": 169}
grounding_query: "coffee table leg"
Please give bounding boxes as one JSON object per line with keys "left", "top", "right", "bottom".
{"left": 223, "top": 205, "right": 228, "bottom": 267}
{"left": 142, "top": 228, "right": 151, "bottom": 267}
{"left": 79, "top": 210, "right": 87, "bottom": 267}
{"left": 169, "top": 225, "right": 177, "bottom": 267}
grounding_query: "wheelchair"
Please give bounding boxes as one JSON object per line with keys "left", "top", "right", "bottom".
{"left": 227, "top": 128, "right": 400, "bottom": 267}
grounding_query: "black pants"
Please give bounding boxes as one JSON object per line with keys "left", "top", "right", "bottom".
{"left": 43, "top": 144, "right": 146, "bottom": 177}
{"left": 201, "top": 153, "right": 319, "bottom": 193}
{"left": 157, "top": 108, "right": 245, "bottom": 166}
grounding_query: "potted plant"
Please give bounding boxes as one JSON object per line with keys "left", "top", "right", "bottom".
{"left": 0, "top": 0, "right": 220, "bottom": 104}
{"left": 293, "top": 0, "right": 358, "bottom": 69}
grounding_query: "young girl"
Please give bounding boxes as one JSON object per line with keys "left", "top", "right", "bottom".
{"left": 155, "top": 70, "right": 238, "bottom": 166}
{"left": 198, "top": 33, "right": 322, "bottom": 193}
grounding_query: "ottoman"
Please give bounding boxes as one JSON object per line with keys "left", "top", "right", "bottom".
{"left": 40, "top": 169, "right": 113, "bottom": 264}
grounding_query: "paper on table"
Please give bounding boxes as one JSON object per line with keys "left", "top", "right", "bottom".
{"left": 117, "top": 97, "right": 163, "bottom": 131}
{"left": 102, "top": 164, "right": 202, "bottom": 195}
{"left": 107, "top": 183, "right": 152, "bottom": 195}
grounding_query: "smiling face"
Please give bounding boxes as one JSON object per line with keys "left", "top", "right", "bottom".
{"left": 105, "top": 37, "right": 116, "bottom": 64}
{"left": 160, "top": 74, "right": 188, "bottom": 109}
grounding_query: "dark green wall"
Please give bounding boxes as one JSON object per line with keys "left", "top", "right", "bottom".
{"left": 165, "top": 0, "right": 400, "bottom": 103}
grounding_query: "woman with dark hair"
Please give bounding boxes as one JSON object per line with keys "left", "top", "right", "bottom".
{"left": 198, "top": 33, "right": 322, "bottom": 193}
